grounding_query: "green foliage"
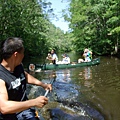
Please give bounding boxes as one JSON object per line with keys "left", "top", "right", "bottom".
{"left": 0, "top": 0, "right": 73, "bottom": 58}
{"left": 64, "top": 0, "right": 120, "bottom": 55}
{"left": 0, "top": 0, "right": 48, "bottom": 56}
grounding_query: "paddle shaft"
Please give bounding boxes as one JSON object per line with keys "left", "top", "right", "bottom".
{"left": 36, "top": 76, "right": 56, "bottom": 119}
{"left": 44, "top": 77, "right": 55, "bottom": 97}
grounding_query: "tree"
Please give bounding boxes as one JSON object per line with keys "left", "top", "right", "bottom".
{"left": 64, "top": 0, "right": 120, "bottom": 55}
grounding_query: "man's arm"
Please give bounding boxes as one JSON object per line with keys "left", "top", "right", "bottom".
{"left": 25, "top": 71, "right": 52, "bottom": 91}
{"left": 0, "top": 79, "right": 48, "bottom": 114}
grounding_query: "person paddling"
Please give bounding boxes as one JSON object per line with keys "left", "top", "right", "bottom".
{"left": 46, "top": 49, "right": 58, "bottom": 64}
{"left": 0, "top": 37, "right": 52, "bottom": 120}
{"left": 83, "top": 48, "right": 92, "bottom": 62}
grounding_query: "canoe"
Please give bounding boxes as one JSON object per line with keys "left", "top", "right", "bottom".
{"left": 28, "top": 58, "right": 100, "bottom": 71}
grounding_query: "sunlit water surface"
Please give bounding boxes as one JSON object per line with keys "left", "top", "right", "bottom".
{"left": 24, "top": 55, "right": 120, "bottom": 120}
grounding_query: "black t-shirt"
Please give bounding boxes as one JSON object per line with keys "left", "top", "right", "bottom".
{"left": 0, "top": 64, "right": 28, "bottom": 119}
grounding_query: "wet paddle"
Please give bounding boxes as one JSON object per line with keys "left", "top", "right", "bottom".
{"left": 44, "top": 75, "right": 56, "bottom": 97}
{"left": 36, "top": 75, "right": 56, "bottom": 120}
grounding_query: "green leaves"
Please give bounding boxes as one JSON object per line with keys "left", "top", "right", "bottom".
{"left": 65, "top": 0, "right": 120, "bottom": 55}
{"left": 0, "top": 0, "right": 72, "bottom": 57}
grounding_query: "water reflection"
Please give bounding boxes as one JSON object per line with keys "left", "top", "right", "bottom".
{"left": 78, "top": 67, "right": 94, "bottom": 88}
{"left": 55, "top": 69, "right": 71, "bottom": 83}
{"left": 25, "top": 56, "right": 120, "bottom": 120}
{"left": 83, "top": 67, "right": 92, "bottom": 80}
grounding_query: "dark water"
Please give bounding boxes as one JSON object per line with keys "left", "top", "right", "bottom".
{"left": 24, "top": 54, "right": 120, "bottom": 120}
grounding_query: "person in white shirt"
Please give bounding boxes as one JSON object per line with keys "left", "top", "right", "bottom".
{"left": 61, "top": 54, "right": 70, "bottom": 64}
{"left": 47, "top": 49, "right": 58, "bottom": 64}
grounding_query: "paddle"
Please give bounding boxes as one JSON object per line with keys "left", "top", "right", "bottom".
{"left": 44, "top": 75, "right": 56, "bottom": 97}
{"left": 35, "top": 75, "right": 56, "bottom": 120}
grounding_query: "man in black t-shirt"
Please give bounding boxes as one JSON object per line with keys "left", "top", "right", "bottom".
{"left": 0, "top": 37, "right": 52, "bottom": 120}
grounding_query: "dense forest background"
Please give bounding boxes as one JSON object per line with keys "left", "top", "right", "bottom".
{"left": 0, "top": 0, "right": 120, "bottom": 58}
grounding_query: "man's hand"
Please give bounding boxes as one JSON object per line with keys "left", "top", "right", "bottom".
{"left": 44, "top": 84, "right": 52, "bottom": 91}
{"left": 34, "top": 96, "right": 48, "bottom": 108}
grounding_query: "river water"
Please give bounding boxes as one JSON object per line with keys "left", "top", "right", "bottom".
{"left": 24, "top": 55, "right": 120, "bottom": 120}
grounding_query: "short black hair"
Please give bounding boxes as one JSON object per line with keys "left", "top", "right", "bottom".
{"left": 1, "top": 37, "right": 24, "bottom": 60}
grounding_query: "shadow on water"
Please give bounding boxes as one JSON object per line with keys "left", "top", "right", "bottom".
{"left": 27, "top": 69, "right": 105, "bottom": 120}
{"left": 25, "top": 56, "right": 120, "bottom": 120}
